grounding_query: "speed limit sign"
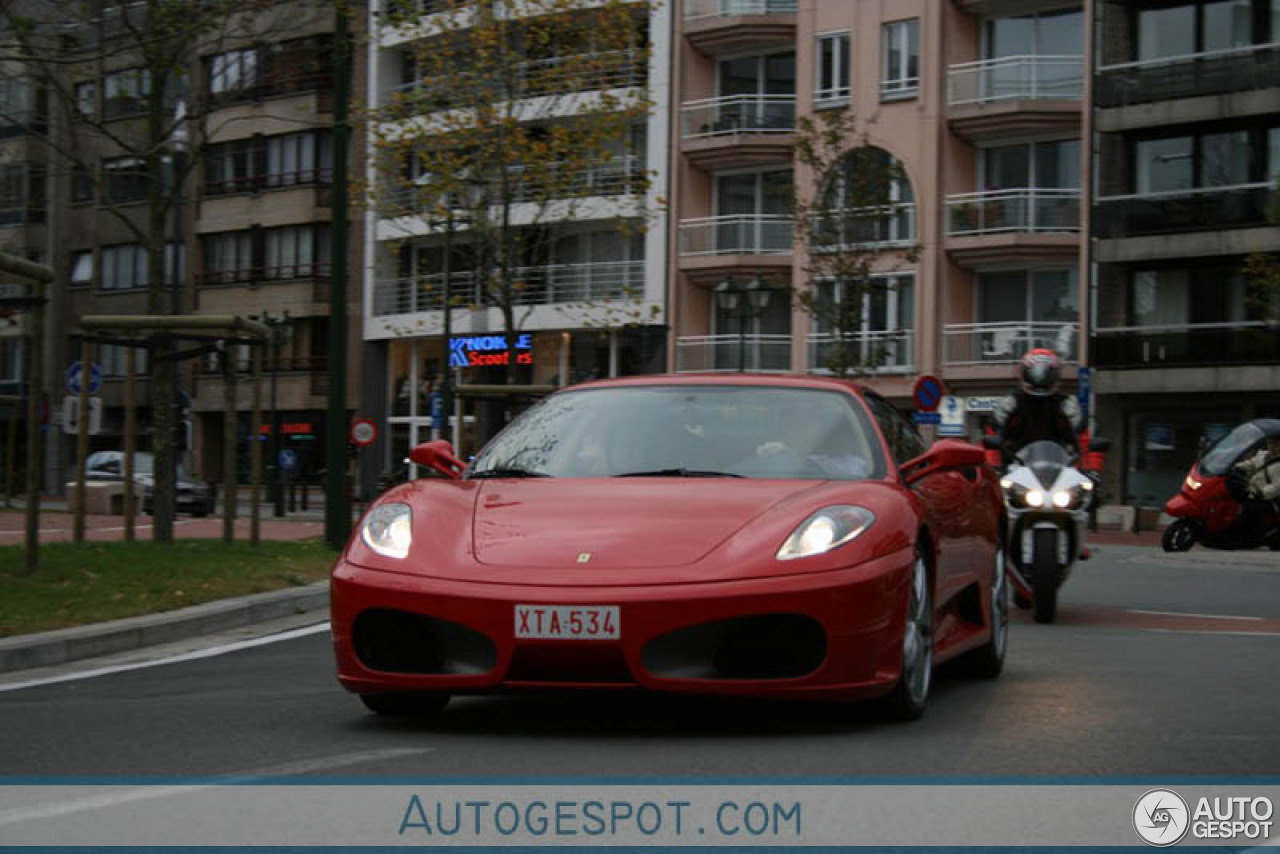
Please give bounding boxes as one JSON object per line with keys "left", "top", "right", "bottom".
{"left": 349, "top": 418, "right": 378, "bottom": 447}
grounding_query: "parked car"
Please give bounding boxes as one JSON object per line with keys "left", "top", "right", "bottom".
{"left": 331, "top": 374, "right": 1008, "bottom": 721}
{"left": 84, "top": 451, "right": 214, "bottom": 517}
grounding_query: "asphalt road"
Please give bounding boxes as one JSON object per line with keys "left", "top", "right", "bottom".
{"left": 2, "top": 545, "right": 1278, "bottom": 779}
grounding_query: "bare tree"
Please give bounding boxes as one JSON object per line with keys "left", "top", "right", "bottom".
{"left": 367, "top": 0, "right": 654, "bottom": 380}
{"left": 0, "top": 0, "right": 329, "bottom": 541}
{"left": 792, "top": 108, "right": 918, "bottom": 377}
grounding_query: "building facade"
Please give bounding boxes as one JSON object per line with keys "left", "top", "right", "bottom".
{"left": 669, "top": 0, "right": 1090, "bottom": 436}
{"left": 1090, "top": 0, "right": 1280, "bottom": 505}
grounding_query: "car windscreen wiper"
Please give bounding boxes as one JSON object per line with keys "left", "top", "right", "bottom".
{"left": 614, "top": 468, "right": 743, "bottom": 478}
{"left": 467, "top": 468, "right": 552, "bottom": 479}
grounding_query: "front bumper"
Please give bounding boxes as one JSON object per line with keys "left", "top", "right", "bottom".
{"left": 331, "top": 549, "right": 913, "bottom": 703}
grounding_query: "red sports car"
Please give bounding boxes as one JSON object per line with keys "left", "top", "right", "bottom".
{"left": 331, "top": 374, "right": 1009, "bottom": 720}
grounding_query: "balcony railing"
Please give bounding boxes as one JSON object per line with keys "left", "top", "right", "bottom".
{"left": 388, "top": 50, "right": 645, "bottom": 115}
{"left": 675, "top": 334, "right": 792, "bottom": 373}
{"left": 945, "top": 188, "right": 1081, "bottom": 236}
{"left": 0, "top": 204, "right": 46, "bottom": 226}
{"left": 373, "top": 260, "right": 644, "bottom": 316}
{"left": 1094, "top": 182, "right": 1275, "bottom": 239}
{"left": 1092, "top": 321, "right": 1280, "bottom": 369}
{"left": 807, "top": 330, "right": 914, "bottom": 374}
{"left": 203, "top": 168, "right": 332, "bottom": 198}
{"left": 196, "top": 264, "right": 331, "bottom": 287}
{"left": 684, "top": 0, "right": 797, "bottom": 20}
{"left": 1096, "top": 41, "right": 1280, "bottom": 108}
{"left": 947, "top": 55, "right": 1083, "bottom": 106}
{"left": 944, "top": 322, "right": 1078, "bottom": 366}
{"left": 678, "top": 215, "right": 793, "bottom": 256}
{"left": 680, "top": 95, "right": 796, "bottom": 138}
{"left": 200, "top": 356, "right": 328, "bottom": 375}
{"left": 809, "top": 204, "right": 916, "bottom": 251}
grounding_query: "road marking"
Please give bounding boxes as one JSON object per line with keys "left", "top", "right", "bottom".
{"left": 1127, "top": 609, "right": 1264, "bottom": 621}
{"left": 0, "top": 622, "right": 331, "bottom": 693}
{"left": 0, "top": 748, "right": 434, "bottom": 828}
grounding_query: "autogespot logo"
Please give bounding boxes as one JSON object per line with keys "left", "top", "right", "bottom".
{"left": 1134, "top": 789, "right": 1191, "bottom": 847}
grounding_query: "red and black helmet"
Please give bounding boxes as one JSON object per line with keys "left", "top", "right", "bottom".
{"left": 1020, "top": 348, "right": 1061, "bottom": 397}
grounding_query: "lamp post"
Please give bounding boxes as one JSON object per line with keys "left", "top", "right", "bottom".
{"left": 714, "top": 275, "right": 773, "bottom": 372}
{"left": 256, "top": 310, "right": 290, "bottom": 516}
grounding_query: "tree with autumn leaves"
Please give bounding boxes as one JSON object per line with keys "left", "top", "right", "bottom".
{"left": 368, "top": 0, "right": 654, "bottom": 379}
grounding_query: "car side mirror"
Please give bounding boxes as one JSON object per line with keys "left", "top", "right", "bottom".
{"left": 901, "top": 439, "right": 988, "bottom": 486}
{"left": 408, "top": 440, "right": 465, "bottom": 480}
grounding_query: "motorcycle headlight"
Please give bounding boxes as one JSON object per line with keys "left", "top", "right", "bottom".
{"left": 1025, "top": 489, "right": 1046, "bottom": 508}
{"left": 361, "top": 502, "right": 413, "bottom": 559}
{"left": 1051, "top": 489, "right": 1072, "bottom": 509}
{"left": 777, "top": 505, "right": 875, "bottom": 561}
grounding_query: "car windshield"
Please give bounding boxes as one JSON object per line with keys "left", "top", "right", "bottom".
{"left": 468, "top": 385, "right": 886, "bottom": 480}
{"left": 1200, "top": 423, "right": 1265, "bottom": 476}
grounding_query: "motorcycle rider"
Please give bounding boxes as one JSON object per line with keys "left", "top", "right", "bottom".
{"left": 1234, "top": 436, "right": 1280, "bottom": 538}
{"left": 993, "top": 348, "right": 1083, "bottom": 459}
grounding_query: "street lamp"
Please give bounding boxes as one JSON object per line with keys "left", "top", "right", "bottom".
{"left": 255, "top": 310, "right": 290, "bottom": 516}
{"left": 714, "top": 274, "right": 773, "bottom": 372}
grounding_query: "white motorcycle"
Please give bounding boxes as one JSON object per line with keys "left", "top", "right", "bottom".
{"left": 983, "top": 438, "right": 1103, "bottom": 624}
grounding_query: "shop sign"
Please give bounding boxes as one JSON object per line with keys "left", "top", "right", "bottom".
{"left": 449, "top": 334, "right": 534, "bottom": 368}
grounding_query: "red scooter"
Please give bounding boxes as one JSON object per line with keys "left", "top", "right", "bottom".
{"left": 1163, "top": 419, "right": 1280, "bottom": 552}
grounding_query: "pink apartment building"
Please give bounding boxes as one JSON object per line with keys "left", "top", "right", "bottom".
{"left": 668, "top": 0, "right": 1089, "bottom": 435}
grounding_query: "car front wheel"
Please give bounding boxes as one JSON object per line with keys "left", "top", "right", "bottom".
{"left": 881, "top": 548, "right": 933, "bottom": 722}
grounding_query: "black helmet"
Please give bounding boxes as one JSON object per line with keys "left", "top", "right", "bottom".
{"left": 1020, "top": 348, "right": 1061, "bottom": 397}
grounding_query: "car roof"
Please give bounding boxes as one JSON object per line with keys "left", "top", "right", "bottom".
{"left": 555, "top": 373, "right": 872, "bottom": 399}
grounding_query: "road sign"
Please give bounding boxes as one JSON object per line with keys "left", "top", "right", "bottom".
{"left": 911, "top": 411, "right": 941, "bottom": 425}
{"left": 61, "top": 396, "right": 102, "bottom": 435}
{"left": 349, "top": 417, "right": 378, "bottom": 447}
{"left": 429, "top": 392, "right": 443, "bottom": 425}
{"left": 938, "top": 395, "right": 966, "bottom": 437}
{"left": 1076, "top": 365, "right": 1092, "bottom": 423}
{"left": 65, "top": 361, "right": 102, "bottom": 395}
{"left": 912, "top": 375, "right": 944, "bottom": 413}
{"left": 278, "top": 448, "right": 299, "bottom": 471}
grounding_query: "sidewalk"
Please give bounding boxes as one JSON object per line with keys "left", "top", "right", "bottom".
{"left": 0, "top": 509, "right": 326, "bottom": 544}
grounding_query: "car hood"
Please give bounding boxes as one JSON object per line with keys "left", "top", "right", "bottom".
{"left": 471, "top": 479, "right": 823, "bottom": 569}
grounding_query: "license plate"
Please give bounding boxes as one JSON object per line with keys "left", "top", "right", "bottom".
{"left": 515, "top": 605, "right": 619, "bottom": 640}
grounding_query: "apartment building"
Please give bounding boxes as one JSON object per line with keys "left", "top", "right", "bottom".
{"left": 669, "top": 0, "right": 1089, "bottom": 434}
{"left": 190, "top": 8, "right": 365, "bottom": 486}
{"left": 1090, "top": 0, "right": 1280, "bottom": 505}
{"left": 362, "top": 0, "right": 671, "bottom": 464}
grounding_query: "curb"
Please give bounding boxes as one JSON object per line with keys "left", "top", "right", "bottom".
{"left": 0, "top": 582, "right": 330, "bottom": 674}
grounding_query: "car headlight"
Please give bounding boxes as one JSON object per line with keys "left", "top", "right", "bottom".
{"left": 361, "top": 503, "right": 413, "bottom": 559}
{"left": 776, "top": 505, "right": 875, "bottom": 561}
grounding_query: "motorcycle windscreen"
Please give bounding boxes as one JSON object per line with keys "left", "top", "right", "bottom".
{"left": 1014, "top": 440, "right": 1073, "bottom": 490}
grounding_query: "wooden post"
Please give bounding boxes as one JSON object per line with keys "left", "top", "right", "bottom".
{"left": 124, "top": 341, "right": 136, "bottom": 542}
{"left": 73, "top": 337, "right": 92, "bottom": 543}
{"left": 4, "top": 400, "right": 15, "bottom": 509}
{"left": 222, "top": 346, "right": 237, "bottom": 545}
{"left": 250, "top": 344, "right": 263, "bottom": 546}
{"left": 22, "top": 287, "right": 42, "bottom": 573}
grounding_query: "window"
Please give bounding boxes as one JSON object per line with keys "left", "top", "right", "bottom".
{"left": 864, "top": 393, "right": 926, "bottom": 466}
{"left": 267, "top": 132, "right": 331, "bottom": 187}
{"left": 0, "top": 337, "right": 21, "bottom": 384}
{"left": 980, "top": 139, "right": 1081, "bottom": 190}
{"left": 102, "top": 68, "right": 150, "bottom": 119}
{"left": 811, "top": 274, "right": 915, "bottom": 370}
{"left": 99, "top": 343, "right": 148, "bottom": 376}
{"left": 711, "top": 169, "right": 793, "bottom": 253}
{"left": 209, "top": 48, "right": 258, "bottom": 94}
{"left": 882, "top": 19, "right": 919, "bottom": 100}
{"left": 204, "top": 132, "right": 331, "bottom": 195}
{"left": 816, "top": 32, "right": 851, "bottom": 106}
{"left": 75, "top": 81, "right": 96, "bottom": 117}
{"left": 0, "top": 77, "right": 41, "bottom": 125}
{"left": 978, "top": 269, "right": 1079, "bottom": 324}
{"left": 103, "top": 156, "right": 148, "bottom": 204}
{"left": 101, "top": 244, "right": 148, "bottom": 291}
{"left": 818, "top": 147, "right": 916, "bottom": 246}
{"left": 1133, "top": 126, "right": 1275, "bottom": 193}
{"left": 70, "top": 251, "right": 93, "bottom": 288}
{"left": 264, "top": 225, "right": 330, "bottom": 279}
{"left": 1130, "top": 264, "right": 1250, "bottom": 326}
{"left": 1135, "top": 0, "right": 1268, "bottom": 62}
{"left": 204, "top": 138, "right": 256, "bottom": 195}
{"left": 201, "top": 231, "right": 254, "bottom": 284}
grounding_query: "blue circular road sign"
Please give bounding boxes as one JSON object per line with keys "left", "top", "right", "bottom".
{"left": 66, "top": 361, "right": 103, "bottom": 395}
{"left": 278, "top": 448, "right": 299, "bottom": 471}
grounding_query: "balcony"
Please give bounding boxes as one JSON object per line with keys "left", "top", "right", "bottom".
{"left": 683, "top": 0, "right": 796, "bottom": 55}
{"left": 675, "top": 334, "right": 792, "bottom": 373}
{"left": 1092, "top": 321, "right": 1280, "bottom": 369}
{"left": 678, "top": 215, "right": 793, "bottom": 257}
{"left": 680, "top": 95, "right": 795, "bottom": 169}
{"left": 809, "top": 204, "right": 916, "bottom": 253}
{"left": 0, "top": 204, "right": 46, "bottom": 227}
{"left": 944, "top": 189, "right": 1080, "bottom": 268}
{"left": 373, "top": 260, "right": 644, "bottom": 317}
{"left": 1093, "top": 183, "right": 1275, "bottom": 241}
{"left": 807, "top": 330, "right": 914, "bottom": 375}
{"left": 944, "top": 322, "right": 1079, "bottom": 368}
{"left": 947, "top": 55, "right": 1083, "bottom": 139}
{"left": 1096, "top": 42, "right": 1280, "bottom": 113}
{"left": 195, "top": 264, "right": 332, "bottom": 289}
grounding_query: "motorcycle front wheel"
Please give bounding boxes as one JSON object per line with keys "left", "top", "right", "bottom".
{"left": 1032, "top": 527, "right": 1058, "bottom": 624}
{"left": 1162, "top": 518, "right": 1197, "bottom": 553}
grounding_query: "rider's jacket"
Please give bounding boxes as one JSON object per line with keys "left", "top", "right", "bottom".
{"left": 1238, "top": 449, "right": 1280, "bottom": 502}
{"left": 993, "top": 390, "right": 1082, "bottom": 456}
